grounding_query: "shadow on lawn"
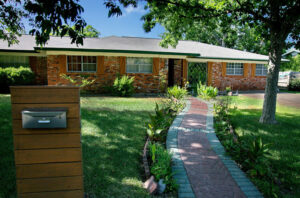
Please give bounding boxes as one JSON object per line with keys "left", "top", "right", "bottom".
{"left": 230, "top": 108, "right": 300, "bottom": 194}
{"left": 81, "top": 107, "right": 152, "bottom": 198}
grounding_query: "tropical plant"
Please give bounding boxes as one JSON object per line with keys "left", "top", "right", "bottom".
{"left": 197, "top": 82, "right": 218, "bottom": 100}
{"left": 146, "top": 123, "right": 163, "bottom": 141}
{"left": 113, "top": 75, "right": 135, "bottom": 97}
{"left": 167, "top": 85, "right": 187, "bottom": 100}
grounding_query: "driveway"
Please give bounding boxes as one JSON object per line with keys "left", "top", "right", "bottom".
{"left": 240, "top": 91, "right": 300, "bottom": 108}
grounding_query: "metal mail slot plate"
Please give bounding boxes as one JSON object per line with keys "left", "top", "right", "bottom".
{"left": 22, "top": 108, "right": 67, "bottom": 129}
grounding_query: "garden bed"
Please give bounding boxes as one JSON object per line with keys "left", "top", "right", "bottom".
{"left": 214, "top": 96, "right": 300, "bottom": 198}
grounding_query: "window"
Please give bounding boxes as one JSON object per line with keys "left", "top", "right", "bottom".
{"left": 0, "top": 56, "right": 29, "bottom": 67}
{"left": 126, "top": 57, "right": 153, "bottom": 73}
{"left": 67, "top": 56, "right": 97, "bottom": 72}
{"left": 226, "top": 63, "right": 243, "bottom": 75}
{"left": 255, "top": 64, "right": 267, "bottom": 76}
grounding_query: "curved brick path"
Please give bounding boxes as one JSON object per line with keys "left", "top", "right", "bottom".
{"left": 167, "top": 97, "right": 263, "bottom": 198}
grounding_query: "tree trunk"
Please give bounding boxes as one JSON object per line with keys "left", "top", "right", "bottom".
{"left": 259, "top": 33, "right": 285, "bottom": 124}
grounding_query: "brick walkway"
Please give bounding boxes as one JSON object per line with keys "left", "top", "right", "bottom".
{"left": 167, "top": 97, "right": 263, "bottom": 198}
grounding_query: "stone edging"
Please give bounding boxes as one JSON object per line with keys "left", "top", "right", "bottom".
{"left": 197, "top": 97, "right": 263, "bottom": 198}
{"left": 166, "top": 100, "right": 196, "bottom": 198}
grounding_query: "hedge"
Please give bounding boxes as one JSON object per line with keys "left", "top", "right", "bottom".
{"left": 288, "top": 79, "right": 300, "bottom": 91}
{"left": 0, "top": 67, "right": 35, "bottom": 93}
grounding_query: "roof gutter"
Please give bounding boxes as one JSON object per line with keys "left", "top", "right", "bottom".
{"left": 188, "top": 56, "right": 289, "bottom": 63}
{"left": 34, "top": 47, "right": 200, "bottom": 57}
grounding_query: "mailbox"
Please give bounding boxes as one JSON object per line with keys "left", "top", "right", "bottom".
{"left": 22, "top": 108, "right": 67, "bottom": 128}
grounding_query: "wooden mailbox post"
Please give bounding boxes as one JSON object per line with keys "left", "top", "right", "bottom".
{"left": 10, "top": 86, "right": 84, "bottom": 198}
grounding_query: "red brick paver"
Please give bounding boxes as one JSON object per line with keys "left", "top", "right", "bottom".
{"left": 178, "top": 98, "right": 246, "bottom": 198}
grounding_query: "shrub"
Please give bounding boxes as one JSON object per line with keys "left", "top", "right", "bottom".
{"left": 149, "top": 143, "right": 178, "bottom": 192}
{"left": 167, "top": 85, "right": 187, "bottom": 100}
{"left": 113, "top": 75, "right": 135, "bottom": 97}
{"left": 197, "top": 82, "right": 218, "bottom": 100}
{"left": 0, "top": 66, "right": 35, "bottom": 93}
{"left": 146, "top": 103, "right": 174, "bottom": 142}
{"left": 288, "top": 79, "right": 300, "bottom": 91}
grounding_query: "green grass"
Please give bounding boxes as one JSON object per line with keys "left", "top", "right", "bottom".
{"left": 0, "top": 95, "right": 161, "bottom": 198}
{"left": 229, "top": 96, "right": 300, "bottom": 198}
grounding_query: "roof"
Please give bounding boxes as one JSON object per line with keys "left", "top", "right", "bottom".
{"left": 0, "top": 34, "right": 270, "bottom": 61}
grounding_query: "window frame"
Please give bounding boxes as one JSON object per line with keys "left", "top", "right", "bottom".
{"left": 66, "top": 56, "right": 97, "bottom": 73}
{"left": 126, "top": 57, "right": 153, "bottom": 74}
{"left": 255, "top": 64, "right": 268, "bottom": 76}
{"left": 226, "top": 62, "right": 244, "bottom": 76}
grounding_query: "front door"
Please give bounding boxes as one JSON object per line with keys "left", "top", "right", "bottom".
{"left": 168, "top": 59, "right": 175, "bottom": 87}
{"left": 188, "top": 62, "right": 207, "bottom": 88}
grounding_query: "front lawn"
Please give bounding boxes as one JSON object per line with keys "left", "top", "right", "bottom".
{"left": 230, "top": 96, "right": 300, "bottom": 198}
{"left": 0, "top": 94, "right": 160, "bottom": 197}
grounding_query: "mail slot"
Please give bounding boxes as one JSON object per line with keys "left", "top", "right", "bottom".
{"left": 22, "top": 108, "right": 67, "bottom": 128}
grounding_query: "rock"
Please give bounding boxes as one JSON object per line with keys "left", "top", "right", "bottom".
{"left": 144, "top": 176, "right": 158, "bottom": 195}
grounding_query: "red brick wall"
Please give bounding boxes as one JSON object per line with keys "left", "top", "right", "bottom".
{"left": 29, "top": 56, "right": 48, "bottom": 85}
{"left": 46, "top": 55, "right": 172, "bottom": 93}
{"left": 209, "top": 62, "right": 266, "bottom": 90}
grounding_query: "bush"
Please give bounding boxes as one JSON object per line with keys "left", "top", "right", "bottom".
{"left": 113, "top": 75, "right": 135, "bottom": 97}
{"left": 288, "top": 79, "right": 300, "bottom": 91}
{"left": 167, "top": 85, "right": 187, "bottom": 100}
{"left": 0, "top": 67, "right": 35, "bottom": 93}
{"left": 149, "top": 143, "right": 178, "bottom": 192}
{"left": 197, "top": 82, "right": 218, "bottom": 100}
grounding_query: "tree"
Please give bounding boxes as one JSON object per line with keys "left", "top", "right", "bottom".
{"left": 50, "top": 25, "right": 100, "bottom": 37}
{"left": 181, "top": 19, "right": 270, "bottom": 55}
{"left": 83, "top": 25, "right": 100, "bottom": 38}
{"left": 0, "top": 0, "right": 87, "bottom": 46}
{"left": 281, "top": 54, "right": 300, "bottom": 71}
{"left": 106, "top": 0, "right": 300, "bottom": 124}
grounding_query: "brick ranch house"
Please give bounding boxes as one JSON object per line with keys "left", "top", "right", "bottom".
{"left": 0, "top": 35, "right": 271, "bottom": 93}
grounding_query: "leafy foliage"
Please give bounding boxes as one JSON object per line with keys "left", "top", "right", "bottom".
{"left": 281, "top": 54, "right": 300, "bottom": 71}
{"left": 288, "top": 79, "right": 300, "bottom": 91}
{"left": 51, "top": 24, "right": 100, "bottom": 38}
{"left": 167, "top": 85, "right": 187, "bottom": 101}
{"left": 197, "top": 82, "right": 218, "bottom": 100}
{"left": 0, "top": 66, "right": 35, "bottom": 93}
{"left": 1, "top": 0, "right": 86, "bottom": 46}
{"left": 60, "top": 74, "right": 96, "bottom": 88}
{"left": 149, "top": 142, "right": 178, "bottom": 192}
{"left": 113, "top": 75, "right": 135, "bottom": 97}
{"left": 146, "top": 103, "right": 174, "bottom": 142}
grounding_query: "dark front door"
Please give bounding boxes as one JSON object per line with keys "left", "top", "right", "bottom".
{"left": 168, "top": 59, "right": 175, "bottom": 87}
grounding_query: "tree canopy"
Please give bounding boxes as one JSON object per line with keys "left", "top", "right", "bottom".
{"left": 0, "top": 0, "right": 87, "bottom": 46}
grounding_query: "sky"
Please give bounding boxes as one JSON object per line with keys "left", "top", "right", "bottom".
{"left": 73, "top": 0, "right": 165, "bottom": 38}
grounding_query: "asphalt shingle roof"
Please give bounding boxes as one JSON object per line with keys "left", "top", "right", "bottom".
{"left": 0, "top": 35, "right": 269, "bottom": 61}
